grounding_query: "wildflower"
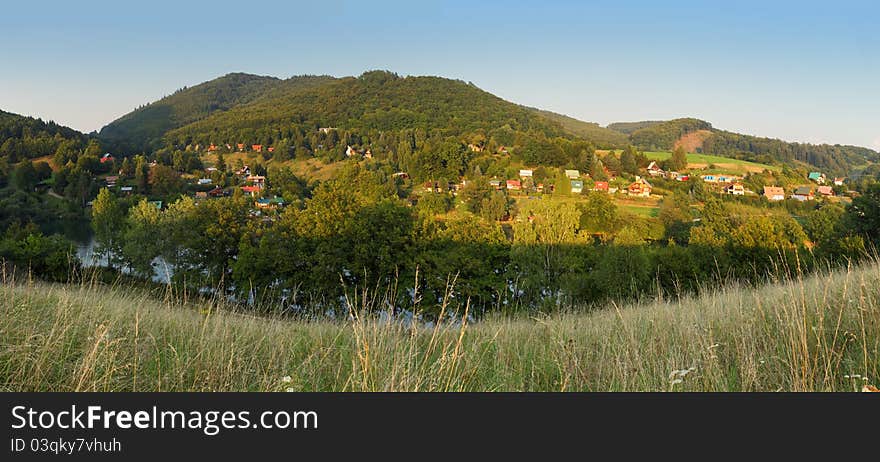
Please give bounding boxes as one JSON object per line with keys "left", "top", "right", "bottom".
{"left": 281, "top": 376, "right": 292, "bottom": 383}
{"left": 285, "top": 388, "right": 295, "bottom": 392}
{"left": 670, "top": 379, "right": 683, "bottom": 385}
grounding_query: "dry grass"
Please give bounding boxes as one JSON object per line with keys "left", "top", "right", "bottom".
{"left": 1, "top": 262, "right": 878, "bottom": 392}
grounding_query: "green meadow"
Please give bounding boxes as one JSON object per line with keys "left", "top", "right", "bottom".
{"left": 2, "top": 262, "right": 877, "bottom": 392}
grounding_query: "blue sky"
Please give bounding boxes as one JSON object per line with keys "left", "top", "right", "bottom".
{"left": 1, "top": 0, "right": 878, "bottom": 150}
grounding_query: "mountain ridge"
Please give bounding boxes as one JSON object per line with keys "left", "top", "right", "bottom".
{"left": 90, "top": 71, "right": 879, "bottom": 174}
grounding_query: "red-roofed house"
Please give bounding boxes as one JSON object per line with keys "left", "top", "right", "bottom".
{"left": 506, "top": 179, "right": 521, "bottom": 191}
{"left": 627, "top": 177, "right": 652, "bottom": 197}
{"left": 817, "top": 185, "right": 834, "bottom": 197}
{"left": 251, "top": 144, "right": 262, "bottom": 152}
{"left": 100, "top": 153, "right": 114, "bottom": 163}
{"left": 593, "top": 181, "right": 609, "bottom": 192}
{"left": 241, "top": 185, "right": 261, "bottom": 197}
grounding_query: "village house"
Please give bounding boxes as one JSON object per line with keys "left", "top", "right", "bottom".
{"left": 345, "top": 145, "right": 358, "bottom": 157}
{"left": 237, "top": 143, "right": 245, "bottom": 152}
{"left": 120, "top": 186, "right": 133, "bottom": 195}
{"left": 808, "top": 172, "right": 826, "bottom": 184}
{"left": 725, "top": 183, "right": 745, "bottom": 195}
{"left": 197, "top": 178, "right": 213, "bottom": 185}
{"left": 489, "top": 179, "right": 503, "bottom": 190}
{"left": 565, "top": 169, "right": 580, "bottom": 179}
{"left": 702, "top": 174, "right": 740, "bottom": 184}
{"left": 241, "top": 185, "right": 261, "bottom": 197}
{"left": 833, "top": 177, "right": 845, "bottom": 186}
{"left": 627, "top": 177, "right": 652, "bottom": 197}
{"left": 235, "top": 165, "right": 250, "bottom": 176}
{"left": 267, "top": 147, "right": 275, "bottom": 153}
{"left": 105, "top": 176, "right": 118, "bottom": 187}
{"left": 763, "top": 186, "right": 785, "bottom": 201}
{"left": 255, "top": 197, "right": 286, "bottom": 210}
{"left": 519, "top": 169, "right": 533, "bottom": 178}
{"left": 208, "top": 144, "right": 218, "bottom": 152}
{"left": 392, "top": 172, "right": 410, "bottom": 179}
{"left": 791, "top": 186, "right": 814, "bottom": 201}
{"left": 252, "top": 144, "right": 263, "bottom": 153}
{"left": 675, "top": 174, "right": 690, "bottom": 182}
{"left": 208, "top": 186, "right": 225, "bottom": 197}
{"left": 570, "top": 180, "right": 584, "bottom": 194}
{"left": 364, "top": 148, "right": 373, "bottom": 159}
{"left": 246, "top": 175, "right": 266, "bottom": 188}
{"left": 195, "top": 191, "right": 208, "bottom": 199}
{"left": 148, "top": 200, "right": 163, "bottom": 210}
{"left": 817, "top": 185, "right": 834, "bottom": 197}
{"left": 467, "top": 143, "right": 484, "bottom": 152}
{"left": 318, "top": 127, "right": 337, "bottom": 134}
{"left": 100, "top": 153, "right": 114, "bottom": 164}
{"left": 506, "top": 179, "right": 522, "bottom": 191}
{"left": 593, "top": 181, "right": 609, "bottom": 192}
{"left": 646, "top": 161, "right": 665, "bottom": 177}
{"left": 497, "top": 146, "right": 509, "bottom": 154}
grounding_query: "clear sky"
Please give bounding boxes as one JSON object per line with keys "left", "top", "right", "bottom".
{"left": 1, "top": 0, "right": 878, "bottom": 149}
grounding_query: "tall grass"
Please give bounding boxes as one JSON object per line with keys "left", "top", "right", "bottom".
{"left": 1, "top": 261, "right": 877, "bottom": 391}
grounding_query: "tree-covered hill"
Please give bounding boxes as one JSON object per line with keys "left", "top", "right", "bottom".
{"left": 0, "top": 110, "right": 88, "bottom": 164}
{"left": 165, "top": 71, "right": 569, "bottom": 145}
{"left": 525, "top": 108, "right": 629, "bottom": 148}
{"left": 99, "top": 73, "right": 335, "bottom": 152}
{"left": 614, "top": 117, "right": 878, "bottom": 174}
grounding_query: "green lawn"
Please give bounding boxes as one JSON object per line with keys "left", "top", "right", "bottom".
{"left": 644, "top": 151, "right": 779, "bottom": 173}
{"left": 619, "top": 204, "right": 659, "bottom": 217}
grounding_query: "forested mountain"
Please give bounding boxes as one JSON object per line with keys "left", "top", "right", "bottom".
{"left": 166, "top": 71, "right": 567, "bottom": 143}
{"left": 0, "top": 110, "right": 88, "bottom": 164}
{"left": 525, "top": 108, "right": 629, "bottom": 147}
{"left": 99, "top": 73, "right": 335, "bottom": 151}
{"left": 627, "top": 118, "right": 714, "bottom": 150}
{"left": 156, "top": 71, "right": 611, "bottom": 178}
{"left": 612, "top": 117, "right": 877, "bottom": 174}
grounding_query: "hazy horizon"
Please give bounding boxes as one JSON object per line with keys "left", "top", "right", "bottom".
{"left": 1, "top": 0, "right": 878, "bottom": 150}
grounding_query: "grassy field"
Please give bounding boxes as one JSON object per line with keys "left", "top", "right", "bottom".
{"left": 643, "top": 151, "right": 780, "bottom": 173}
{"left": 1, "top": 263, "right": 878, "bottom": 392}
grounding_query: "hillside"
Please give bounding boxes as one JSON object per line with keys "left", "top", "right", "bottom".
{"left": 525, "top": 107, "right": 630, "bottom": 147}
{"left": 614, "top": 118, "right": 878, "bottom": 174}
{"left": 606, "top": 120, "right": 663, "bottom": 135}
{"left": 2, "top": 261, "right": 877, "bottom": 391}
{"left": 0, "top": 110, "right": 88, "bottom": 163}
{"left": 99, "top": 73, "right": 335, "bottom": 151}
{"left": 165, "top": 71, "right": 568, "bottom": 144}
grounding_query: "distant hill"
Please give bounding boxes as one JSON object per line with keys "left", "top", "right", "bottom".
{"left": 525, "top": 108, "right": 629, "bottom": 147}
{"left": 99, "top": 73, "right": 335, "bottom": 151}
{"left": 613, "top": 117, "right": 878, "bottom": 174}
{"left": 0, "top": 110, "right": 88, "bottom": 163}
